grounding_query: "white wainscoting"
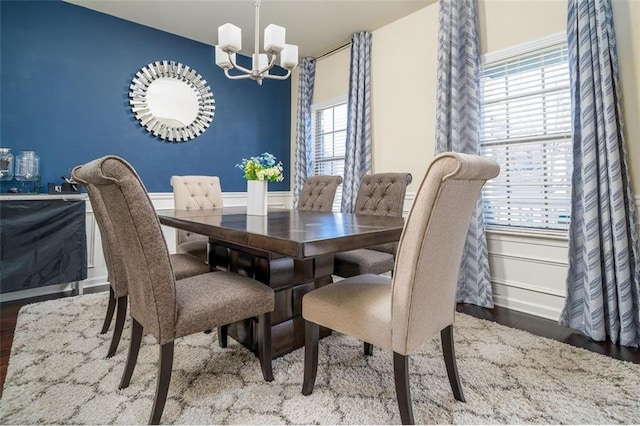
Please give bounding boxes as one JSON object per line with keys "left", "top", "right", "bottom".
{"left": 403, "top": 191, "right": 568, "bottom": 320}
{"left": 486, "top": 230, "right": 568, "bottom": 320}
{"left": 0, "top": 191, "right": 293, "bottom": 303}
{"left": 407, "top": 190, "right": 570, "bottom": 320}
{"left": 4, "top": 192, "right": 639, "bottom": 324}
{"left": 402, "top": 193, "right": 640, "bottom": 321}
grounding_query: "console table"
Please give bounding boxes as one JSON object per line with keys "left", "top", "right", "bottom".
{"left": 0, "top": 194, "right": 88, "bottom": 295}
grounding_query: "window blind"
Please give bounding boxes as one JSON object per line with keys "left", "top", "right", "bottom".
{"left": 480, "top": 42, "right": 572, "bottom": 231}
{"left": 312, "top": 101, "right": 347, "bottom": 211}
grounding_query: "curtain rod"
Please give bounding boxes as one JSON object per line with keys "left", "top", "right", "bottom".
{"left": 316, "top": 42, "right": 351, "bottom": 61}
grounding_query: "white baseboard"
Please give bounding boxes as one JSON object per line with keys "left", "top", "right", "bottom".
{"left": 493, "top": 293, "right": 564, "bottom": 321}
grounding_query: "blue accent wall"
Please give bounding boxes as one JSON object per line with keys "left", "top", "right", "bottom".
{"left": 0, "top": 1, "right": 291, "bottom": 193}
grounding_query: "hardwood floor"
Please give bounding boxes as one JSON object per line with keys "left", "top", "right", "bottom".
{"left": 456, "top": 303, "right": 640, "bottom": 364}
{"left": 1, "top": 289, "right": 638, "bottom": 399}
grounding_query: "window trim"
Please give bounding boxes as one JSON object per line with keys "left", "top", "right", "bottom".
{"left": 480, "top": 32, "right": 571, "bottom": 236}
{"left": 310, "top": 95, "right": 348, "bottom": 212}
{"left": 482, "top": 32, "right": 566, "bottom": 65}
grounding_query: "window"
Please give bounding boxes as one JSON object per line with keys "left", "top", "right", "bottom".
{"left": 480, "top": 35, "right": 572, "bottom": 232}
{"left": 311, "top": 97, "right": 348, "bottom": 211}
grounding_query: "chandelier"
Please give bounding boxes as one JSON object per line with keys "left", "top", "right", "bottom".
{"left": 215, "top": 0, "right": 299, "bottom": 85}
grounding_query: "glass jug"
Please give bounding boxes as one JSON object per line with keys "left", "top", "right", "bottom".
{"left": 15, "top": 150, "right": 40, "bottom": 192}
{"left": 0, "top": 148, "right": 13, "bottom": 181}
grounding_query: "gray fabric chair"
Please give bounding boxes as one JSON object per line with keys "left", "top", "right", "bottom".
{"left": 170, "top": 175, "right": 224, "bottom": 262}
{"left": 73, "top": 156, "right": 275, "bottom": 425}
{"left": 333, "top": 172, "right": 412, "bottom": 278}
{"left": 301, "top": 153, "right": 500, "bottom": 424}
{"left": 297, "top": 175, "right": 343, "bottom": 212}
{"left": 73, "top": 168, "right": 211, "bottom": 358}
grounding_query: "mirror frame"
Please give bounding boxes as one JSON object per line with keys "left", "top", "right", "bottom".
{"left": 129, "top": 61, "right": 215, "bottom": 142}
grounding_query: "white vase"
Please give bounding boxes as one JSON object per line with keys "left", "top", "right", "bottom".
{"left": 247, "top": 180, "right": 268, "bottom": 216}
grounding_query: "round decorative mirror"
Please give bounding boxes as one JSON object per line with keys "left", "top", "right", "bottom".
{"left": 129, "top": 61, "right": 215, "bottom": 142}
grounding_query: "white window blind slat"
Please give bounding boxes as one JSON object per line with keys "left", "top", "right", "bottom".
{"left": 480, "top": 41, "right": 572, "bottom": 231}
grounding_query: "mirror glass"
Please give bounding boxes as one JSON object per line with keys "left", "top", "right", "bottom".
{"left": 129, "top": 61, "right": 215, "bottom": 143}
{"left": 146, "top": 78, "right": 199, "bottom": 127}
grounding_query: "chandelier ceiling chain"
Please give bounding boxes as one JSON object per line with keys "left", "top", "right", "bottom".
{"left": 215, "top": 0, "right": 299, "bottom": 85}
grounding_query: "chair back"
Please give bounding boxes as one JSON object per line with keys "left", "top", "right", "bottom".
{"left": 72, "top": 167, "right": 128, "bottom": 298}
{"left": 354, "top": 172, "right": 412, "bottom": 217}
{"left": 297, "top": 175, "right": 343, "bottom": 212}
{"left": 354, "top": 172, "right": 412, "bottom": 253}
{"left": 73, "top": 156, "right": 177, "bottom": 344}
{"left": 391, "top": 153, "right": 499, "bottom": 355}
{"left": 171, "top": 175, "right": 223, "bottom": 245}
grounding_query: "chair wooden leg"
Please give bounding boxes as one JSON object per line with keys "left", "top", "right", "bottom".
{"left": 106, "top": 295, "right": 127, "bottom": 358}
{"left": 257, "top": 314, "right": 273, "bottom": 381}
{"left": 119, "top": 318, "right": 143, "bottom": 389}
{"left": 302, "top": 321, "right": 319, "bottom": 396}
{"left": 149, "top": 342, "right": 174, "bottom": 425}
{"left": 393, "top": 352, "right": 414, "bottom": 425}
{"left": 364, "top": 342, "right": 373, "bottom": 356}
{"left": 218, "top": 325, "right": 228, "bottom": 348}
{"left": 441, "top": 325, "right": 465, "bottom": 402}
{"left": 101, "top": 287, "right": 116, "bottom": 334}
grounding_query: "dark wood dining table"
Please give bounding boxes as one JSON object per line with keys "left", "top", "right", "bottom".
{"left": 158, "top": 206, "right": 404, "bottom": 358}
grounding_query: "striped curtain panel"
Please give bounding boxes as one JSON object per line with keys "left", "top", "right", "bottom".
{"left": 435, "top": 0, "right": 493, "bottom": 308}
{"left": 560, "top": 0, "right": 640, "bottom": 348}
{"left": 293, "top": 58, "right": 316, "bottom": 207}
{"left": 341, "top": 32, "right": 372, "bottom": 213}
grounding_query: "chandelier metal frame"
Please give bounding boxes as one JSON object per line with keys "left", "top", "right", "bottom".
{"left": 215, "top": 0, "right": 298, "bottom": 85}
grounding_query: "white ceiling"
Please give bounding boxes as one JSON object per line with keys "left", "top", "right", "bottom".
{"left": 64, "top": 0, "right": 435, "bottom": 58}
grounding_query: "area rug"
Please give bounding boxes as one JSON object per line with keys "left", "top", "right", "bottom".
{"left": 0, "top": 293, "right": 638, "bottom": 424}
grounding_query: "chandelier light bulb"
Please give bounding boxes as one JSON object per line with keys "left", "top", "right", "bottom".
{"left": 280, "top": 44, "right": 299, "bottom": 70}
{"left": 264, "top": 24, "right": 286, "bottom": 54}
{"left": 218, "top": 23, "right": 242, "bottom": 53}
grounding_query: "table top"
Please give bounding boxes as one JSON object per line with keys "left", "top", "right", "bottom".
{"left": 158, "top": 207, "right": 405, "bottom": 259}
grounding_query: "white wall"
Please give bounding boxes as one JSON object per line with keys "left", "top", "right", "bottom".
{"left": 292, "top": 0, "right": 640, "bottom": 321}
{"left": 289, "top": 49, "right": 351, "bottom": 188}
{"left": 478, "top": 0, "right": 566, "bottom": 53}
{"left": 314, "top": 49, "right": 351, "bottom": 104}
{"left": 371, "top": 5, "right": 439, "bottom": 192}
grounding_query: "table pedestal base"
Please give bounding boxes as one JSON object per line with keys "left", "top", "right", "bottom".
{"left": 210, "top": 242, "right": 333, "bottom": 358}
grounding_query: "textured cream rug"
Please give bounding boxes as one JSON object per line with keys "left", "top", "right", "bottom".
{"left": 0, "top": 293, "right": 638, "bottom": 424}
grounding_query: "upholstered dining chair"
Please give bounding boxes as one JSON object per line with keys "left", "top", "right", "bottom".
{"left": 72, "top": 168, "right": 211, "bottom": 358}
{"left": 170, "top": 175, "right": 224, "bottom": 262}
{"left": 297, "top": 175, "right": 343, "bottom": 212}
{"left": 333, "top": 172, "right": 412, "bottom": 279}
{"left": 74, "top": 156, "right": 275, "bottom": 425}
{"left": 171, "top": 175, "right": 232, "bottom": 347}
{"left": 301, "top": 153, "right": 500, "bottom": 424}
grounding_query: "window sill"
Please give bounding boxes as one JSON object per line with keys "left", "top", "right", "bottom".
{"left": 485, "top": 226, "right": 569, "bottom": 241}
